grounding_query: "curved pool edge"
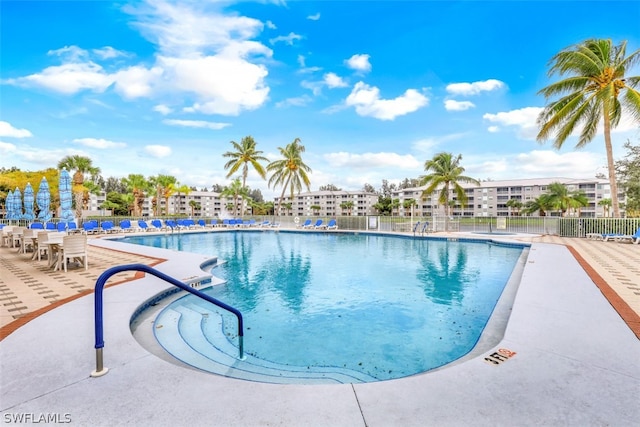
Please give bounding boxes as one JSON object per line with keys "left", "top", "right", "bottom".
{"left": 1, "top": 235, "right": 639, "bottom": 426}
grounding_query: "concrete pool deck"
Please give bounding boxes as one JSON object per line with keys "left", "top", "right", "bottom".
{"left": 1, "top": 230, "right": 639, "bottom": 426}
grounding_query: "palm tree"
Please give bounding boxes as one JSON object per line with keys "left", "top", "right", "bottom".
{"left": 188, "top": 200, "right": 201, "bottom": 217}
{"left": 419, "top": 152, "right": 480, "bottom": 230}
{"left": 267, "top": 138, "right": 312, "bottom": 215}
{"left": 403, "top": 198, "right": 417, "bottom": 217}
{"left": 506, "top": 198, "right": 523, "bottom": 216}
{"left": 174, "top": 184, "right": 191, "bottom": 215}
{"left": 340, "top": 201, "right": 354, "bottom": 216}
{"left": 150, "top": 174, "right": 177, "bottom": 216}
{"left": 546, "top": 182, "right": 589, "bottom": 217}
{"left": 221, "top": 178, "right": 249, "bottom": 217}
{"left": 57, "top": 155, "right": 101, "bottom": 219}
{"left": 598, "top": 198, "right": 612, "bottom": 217}
{"left": 223, "top": 136, "right": 268, "bottom": 216}
{"left": 523, "top": 194, "right": 554, "bottom": 217}
{"left": 121, "top": 174, "right": 150, "bottom": 217}
{"left": 537, "top": 38, "right": 640, "bottom": 218}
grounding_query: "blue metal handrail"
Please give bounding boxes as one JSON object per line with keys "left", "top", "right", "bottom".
{"left": 91, "top": 263, "right": 244, "bottom": 377}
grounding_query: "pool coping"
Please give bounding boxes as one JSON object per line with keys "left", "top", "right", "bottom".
{"left": 1, "top": 231, "right": 639, "bottom": 426}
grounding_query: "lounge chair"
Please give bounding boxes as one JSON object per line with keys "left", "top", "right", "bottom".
{"left": 57, "top": 222, "right": 67, "bottom": 232}
{"left": 313, "top": 219, "right": 325, "bottom": 229}
{"left": 151, "top": 219, "right": 165, "bottom": 231}
{"left": 30, "top": 222, "right": 44, "bottom": 229}
{"left": 138, "top": 220, "right": 151, "bottom": 232}
{"left": 260, "top": 220, "right": 271, "bottom": 228}
{"left": 603, "top": 233, "right": 625, "bottom": 242}
{"left": 82, "top": 221, "right": 98, "bottom": 234}
{"left": 45, "top": 222, "right": 57, "bottom": 231}
{"left": 100, "top": 220, "right": 119, "bottom": 233}
{"left": 615, "top": 227, "right": 640, "bottom": 244}
{"left": 119, "top": 220, "right": 134, "bottom": 233}
{"left": 326, "top": 219, "right": 338, "bottom": 230}
{"left": 67, "top": 221, "right": 80, "bottom": 234}
{"left": 298, "top": 219, "right": 312, "bottom": 229}
{"left": 197, "top": 219, "right": 206, "bottom": 228}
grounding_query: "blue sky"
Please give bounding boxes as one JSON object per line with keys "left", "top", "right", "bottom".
{"left": 1, "top": 0, "right": 639, "bottom": 199}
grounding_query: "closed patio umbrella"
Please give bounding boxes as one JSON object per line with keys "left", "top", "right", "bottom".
{"left": 59, "top": 168, "right": 74, "bottom": 222}
{"left": 23, "top": 182, "right": 35, "bottom": 221}
{"left": 36, "top": 177, "right": 52, "bottom": 222}
{"left": 5, "top": 189, "right": 14, "bottom": 221}
{"left": 13, "top": 187, "right": 23, "bottom": 221}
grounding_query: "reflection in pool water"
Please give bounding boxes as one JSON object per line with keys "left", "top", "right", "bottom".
{"left": 124, "top": 231, "right": 527, "bottom": 381}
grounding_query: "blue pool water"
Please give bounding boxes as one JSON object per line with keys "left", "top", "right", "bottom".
{"left": 124, "top": 231, "right": 527, "bottom": 382}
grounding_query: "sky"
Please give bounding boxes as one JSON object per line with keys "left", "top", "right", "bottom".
{"left": 1, "top": 0, "right": 639, "bottom": 200}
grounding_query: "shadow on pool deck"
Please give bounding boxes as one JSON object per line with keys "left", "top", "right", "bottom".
{"left": 1, "top": 232, "right": 639, "bottom": 426}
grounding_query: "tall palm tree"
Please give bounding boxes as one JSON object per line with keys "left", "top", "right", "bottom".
{"left": 57, "top": 155, "right": 101, "bottom": 219}
{"left": 267, "top": 138, "right": 312, "bottom": 215}
{"left": 506, "top": 198, "right": 523, "bottom": 216}
{"left": 523, "top": 194, "right": 554, "bottom": 217}
{"left": 174, "top": 184, "right": 191, "bottom": 215}
{"left": 223, "top": 136, "right": 268, "bottom": 216}
{"left": 537, "top": 38, "right": 640, "bottom": 218}
{"left": 122, "top": 174, "right": 150, "bottom": 217}
{"left": 419, "top": 152, "right": 480, "bottom": 229}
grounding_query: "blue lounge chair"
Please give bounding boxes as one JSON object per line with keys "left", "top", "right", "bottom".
{"left": 138, "top": 220, "right": 150, "bottom": 232}
{"left": 45, "top": 222, "right": 57, "bottom": 230}
{"left": 260, "top": 220, "right": 271, "bottom": 228}
{"left": 313, "top": 219, "right": 325, "bottom": 229}
{"left": 67, "top": 221, "right": 80, "bottom": 234}
{"left": 30, "top": 222, "right": 44, "bottom": 229}
{"left": 57, "top": 222, "right": 67, "bottom": 232}
{"left": 300, "top": 219, "right": 313, "bottom": 229}
{"left": 82, "top": 222, "right": 98, "bottom": 234}
{"left": 101, "top": 220, "right": 118, "bottom": 233}
{"left": 151, "top": 219, "right": 164, "bottom": 230}
{"left": 326, "top": 219, "right": 338, "bottom": 230}
{"left": 119, "top": 220, "right": 134, "bottom": 232}
{"left": 197, "top": 219, "right": 206, "bottom": 228}
{"left": 616, "top": 227, "right": 640, "bottom": 244}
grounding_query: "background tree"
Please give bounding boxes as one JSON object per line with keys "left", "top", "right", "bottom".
{"left": 188, "top": 200, "right": 201, "bottom": 217}
{"left": 390, "top": 198, "right": 401, "bottom": 216}
{"left": 122, "top": 174, "right": 150, "bottom": 217}
{"left": 506, "top": 198, "right": 523, "bottom": 216}
{"left": 174, "top": 184, "right": 191, "bottom": 215}
{"left": 151, "top": 174, "right": 177, "bottom": 216}
{"left": 598, "top": 198, "right": 612, "bottom": 217}
{"left": 419, "top": 152, "right": 480, "bottom": 229}
{"left": 282, "top": 202, "right": 292, "bottom": 216}
{"left": 221, "top": 178, "right": 248, "bottom": 217}
{"left": 523, "top": 194, "right": 554, "bottom": 217}
{"left": 403, "top": 198, "right": 417, "bottom": 217}
{"left": 545, "top": 182, "right": 589, "bottom": 217}
{"left": 223, "top": 136, "right": 268, "bottom": 216}
{"left": 537, "top": 38, "right": 640, "bottom": 218}
{"left": 57, "top": 155, "right": 101, "bottom": 218}
{"left": 319, "top": 184, "right": 341, "bottom": 191}
{"left": 340, "top": 201, "right": 354, "bottom": 216}
{"left": 615, "top": 139, "right": 640, "bottom": 216}
{"left": 311, "top": 205, "right": 321, "bottom": 215}
{"left": 267, "top": 138, "right": 312, "bottom": 215}
{"left": 362, "top": 183, "right": 377, "bottom": 193}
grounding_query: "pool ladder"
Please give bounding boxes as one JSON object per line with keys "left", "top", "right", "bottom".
{"left": 90, "top": 263, "right": 244, "bottom": 377}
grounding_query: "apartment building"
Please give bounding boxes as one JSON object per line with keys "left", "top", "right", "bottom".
{"left": 275, "top": 190, "right": 379, "bottom": 217}
{"left": 392, "top": 177, "right": 621, "bottom": 218}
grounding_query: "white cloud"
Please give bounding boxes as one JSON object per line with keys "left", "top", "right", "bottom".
{"left": 301, "top": 80, "right": 323, "bottom": 96}
{"left": 483, "top": 107, "right": 543, "bottom": 139}
{"left": 113, "top": 65, "right": 163, "bottom": 99}
{"left": 324, "top": 72, "right": 347, "bottom": 88}
{"left": 47, "top": 45, "right": 88, "bottom": 61}
{"left": 466, "top": 150, "right": 606, "bottom": 180}
{"left": 345, "top": 54, "right": 371, "bottom": 73}
{"left": 73, "top": 138, "right": 127, "bottom": 149}
{"left": 6, "top": 62, "right": 114, "bottom": 95}
{"left": 0, "top": 121, "right": 33, "bottom": 138}
{"left": 324, "top": 152, "right": 421, "bottom": 169}
{"left": 265, "top": 20, "right": 277, "bottom": 30}
{"left": 446, "top": 79, "right": 505, "bottom": 96}
{"left": 307, "top": 13, "right": 321, "bottom": 21}
{"left": 92, "top": 46, "right": 131, "bottom": 60}
{"left": 269, "top": 32, "right": 303, "bottom": 45}
{"left": 163, "top": 119, "right": 231, "bottom": 130}
{"left": 275, "top": 95, "right": 313, "bottom": 108}
{"left": 0, "top": 141, "right": 17, "bottom": 153}
{"left": 160, "top": 54, "right": 270, "bottom": 115}
{"left": 487, "top": 125, "right": 500, "bottom": 133}
{"left": 153, "top": 104, "right": 173, "bottom": 115}
{"left": 345, "top": 81, "right": 429, "bottom": 120}
{"left": 444, "top": 100, "right": 475, "bottom": 111}
{"left": 144, "top": 145, "right": 172, "bottom": 158}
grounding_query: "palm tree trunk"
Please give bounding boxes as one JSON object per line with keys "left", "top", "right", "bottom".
{"left": 276, "top": 176, "right": 291, "bottom": 216}
{"left": 603, "top": 113, "right": 620, "bottom": 217}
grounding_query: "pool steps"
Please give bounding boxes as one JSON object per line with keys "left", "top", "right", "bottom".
{"left": 153, "top": 301, "right": 378, "bottom": 384}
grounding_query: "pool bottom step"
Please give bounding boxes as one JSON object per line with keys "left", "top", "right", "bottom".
{"left": 153, "top": 304, "right": 379, "bottom": 384}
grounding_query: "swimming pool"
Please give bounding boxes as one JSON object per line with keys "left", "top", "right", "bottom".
{"left": 126, "top": 231, "right": 528, "bottom": 383}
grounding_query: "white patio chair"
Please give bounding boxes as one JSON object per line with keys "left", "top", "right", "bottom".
{"left": 61, "top": 234, "right": 88, "bottom": 272}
